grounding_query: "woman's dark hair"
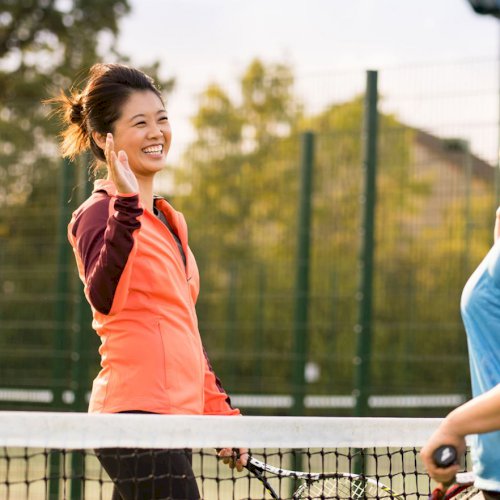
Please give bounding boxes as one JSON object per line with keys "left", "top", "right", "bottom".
{"left": 47, "top": 63, "right": 163, "bottom": 161}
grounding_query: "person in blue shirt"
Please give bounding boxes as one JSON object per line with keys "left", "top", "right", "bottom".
{"left": 421, "top": 207, "right": 500, "bottom": 499}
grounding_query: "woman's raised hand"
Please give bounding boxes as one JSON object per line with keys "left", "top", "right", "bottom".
{"left": 105, "top": 133, "right": 139, "bottom": 194}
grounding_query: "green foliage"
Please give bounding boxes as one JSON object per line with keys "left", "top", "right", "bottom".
{"left": 0, "top": 0, "right": 125, "bottom": 205}
{"left": 0, "top": 0, "right": 175, "bottom": 206}
{"left": 170, "top": 59, "right": 493, "bottom": 415}
{"left": 1, "top": 16, "right": 494, "bottom": 417}
{"left": 0, "top": 0, "right": 173, "bottom": 405}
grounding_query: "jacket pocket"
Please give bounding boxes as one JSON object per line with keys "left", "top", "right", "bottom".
{"left": 157, "top": 321, "right": 204, "bottom": 403}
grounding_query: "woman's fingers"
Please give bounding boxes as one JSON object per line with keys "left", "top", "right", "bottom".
{"left": 217, "top": 448, "right": 248, "bottom": 472}
{"left": 108, "top": 150, "right": 121, "bottom": 186}
{"left": 105, "top": 133, "right": 138, "bottom": 194}
{"left": 106, "top": 133, "right": 124, "bottom": 174}
{"left": 105, "top": 133, "right": 114, "bottom": 167}
{"left": 117, "top": 149, "right": 129, "bottom": 168}
{"left": 105, "top": 133, "right": 119, "bottom": 180}
{"left": 235, "top": 448, "right": 248, "bottom": 469}
{"left": 218, "top": 448, "right": 233, "bottom": 461}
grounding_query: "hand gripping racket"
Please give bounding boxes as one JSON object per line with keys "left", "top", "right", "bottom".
{"left": 429, "top": 445, "right": 479, "bottom": 500}
{"left": 245, "top": 455, "right": 401, "bottom": 499}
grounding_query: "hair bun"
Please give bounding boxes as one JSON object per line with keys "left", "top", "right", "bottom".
{"left": 70, "top": 99, "right": 84, "bottom": 125}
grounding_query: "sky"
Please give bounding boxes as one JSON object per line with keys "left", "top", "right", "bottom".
{"left": 113, "top": 0, "right": 500, "bottom": 164}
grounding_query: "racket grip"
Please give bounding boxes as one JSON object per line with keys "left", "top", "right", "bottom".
{"left": 433, "top": 445, "right": 458, "bottom": 468}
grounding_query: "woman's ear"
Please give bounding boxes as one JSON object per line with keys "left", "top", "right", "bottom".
{"left": 92, "top": 131, "right": 107, "bottom": 150}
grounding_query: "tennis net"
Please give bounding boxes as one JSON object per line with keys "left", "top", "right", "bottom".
{"left": 0, "top": 411, "right": 471, "bottom": 499}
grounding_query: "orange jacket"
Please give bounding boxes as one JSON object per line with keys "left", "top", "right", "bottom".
{"left": 68, "top": 179, "right": 239, "bottom": 416}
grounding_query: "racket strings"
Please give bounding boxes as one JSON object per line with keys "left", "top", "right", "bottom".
{"left": 449, "top": 488, "right": 483, "bottom": 500}
{"left": 296, "top": 477, "right": 394, "bottom": 499}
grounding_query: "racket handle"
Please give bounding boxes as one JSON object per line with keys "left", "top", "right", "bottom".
{"left": 433, "top": 445, "right": 458, "bottom": 468}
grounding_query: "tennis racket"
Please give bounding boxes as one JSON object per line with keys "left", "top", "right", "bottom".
{"left": 429, "top": 445, "right": 479, "bottom": 499}
{"left": 245, "top": 455, "right": 401, "bottom": 499}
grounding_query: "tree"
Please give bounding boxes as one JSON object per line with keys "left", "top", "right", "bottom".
{"left": 0, "top": 0, "right": 175, "bottom": 404}
{"left": 171, "top": 59, "right": 302, "bottom": 397}
{"left": 0, "top": 0, "right": 130, "bottom": 204}
{"left": 172, "top": 60, "right": 492, "bottom": 415}
{"left": 0, "top": 0, "right": 174, "bottom": 204}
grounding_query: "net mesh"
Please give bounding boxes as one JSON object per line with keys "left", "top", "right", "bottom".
{"left": 0, "top": 412, "right": 472, "bottom": 499}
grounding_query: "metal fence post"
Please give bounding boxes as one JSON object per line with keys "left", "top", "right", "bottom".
{"left": 70, "top": 163, "right": 93, "bottom": 500}
{"left": 354, "top": 70, "right": 379, "bottom": 418}
{"left": 291, "top": 131, "right": 315, "bottom": 416}
{"left": 49, "top": 157, "right": 74, "bottom": 499}
{"left": 290, "top": 131, "right": 315, "bottom": 494}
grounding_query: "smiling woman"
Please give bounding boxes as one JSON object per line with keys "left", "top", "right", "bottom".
{"left": 45, "top": 63, "right": 247, "bottom": 500}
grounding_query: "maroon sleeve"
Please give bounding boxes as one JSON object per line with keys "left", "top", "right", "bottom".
{"left": 71, "top": 193, "right": 143, "bottom": 314}
{"left": 202, "top": 347, "right": 240, "bottom": 415}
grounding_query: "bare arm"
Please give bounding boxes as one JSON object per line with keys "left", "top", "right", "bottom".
{"left": 420, "top": 384, "right": 500, "bottom": 483}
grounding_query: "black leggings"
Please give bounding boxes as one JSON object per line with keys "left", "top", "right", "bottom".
{"left": 95, "top": 412, "right": 200, "bottom": 500}
{"left": 95, "top": 447, "right": 200, "bottom": 500}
